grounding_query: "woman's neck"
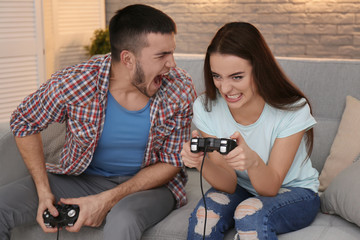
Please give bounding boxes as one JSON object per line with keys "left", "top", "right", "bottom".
{"left": 229, "top": 96, "right": 266, "bottom": 126}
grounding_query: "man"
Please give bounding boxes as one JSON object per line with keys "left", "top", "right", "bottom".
{"left": 0, "top": 4, "right": 196, "bottom": 240}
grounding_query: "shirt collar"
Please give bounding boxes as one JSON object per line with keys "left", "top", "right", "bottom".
{"left": 97, "top": 53, "right": 112, "bottom": 99}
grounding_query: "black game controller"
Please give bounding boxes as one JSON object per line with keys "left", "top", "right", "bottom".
{"left": 190, "top": 137, "right": 237, "bottom": 155}
{"left": 43, "top": 204, "right": 79, "bottom": 228}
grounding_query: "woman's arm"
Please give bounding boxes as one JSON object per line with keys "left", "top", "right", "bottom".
{"left": 250, "top": 130, "right": 305, "bottom": 196}
{"left": 181, "top": 130, "right": 238, "bottom": 193}
{"left": 225, "top": 130, "right": 305, "bottom": 196}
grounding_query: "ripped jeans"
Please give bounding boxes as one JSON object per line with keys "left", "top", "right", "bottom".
{"left": 187, "top": 185, "right": 320, "bottom": 240}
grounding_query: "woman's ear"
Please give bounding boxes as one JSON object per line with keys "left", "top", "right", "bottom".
{"left": 120, "top": 50, "right": 136, "bottom": 69}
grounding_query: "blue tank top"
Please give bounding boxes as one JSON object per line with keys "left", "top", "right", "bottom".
{"left": 85, "top": 91, "right": 150, "bottom": 177}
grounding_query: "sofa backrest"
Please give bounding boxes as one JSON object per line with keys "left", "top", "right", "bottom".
{"left": 175, "top": 54, "right": 360, "bottom": 173}
{"left": 276, "top": 57, "right": 360, "bottom": 171}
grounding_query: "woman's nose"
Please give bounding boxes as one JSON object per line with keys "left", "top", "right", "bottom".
{"left": 219, "top": 80, "right": 233, "bottom": 94}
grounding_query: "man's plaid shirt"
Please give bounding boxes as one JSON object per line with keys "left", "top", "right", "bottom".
{"left": 10, "top": 54, "right": 197, "bottom": 208}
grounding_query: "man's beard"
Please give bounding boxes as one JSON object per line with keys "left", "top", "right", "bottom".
{"left": 132, "top": 60, "right": 152, "bottom": 98}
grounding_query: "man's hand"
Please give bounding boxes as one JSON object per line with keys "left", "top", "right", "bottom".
{"left": 60, "top": 192, "right": 112, "bottom": 232}
{"left": 36, "top": 192, "right": 58, "bottom": 233}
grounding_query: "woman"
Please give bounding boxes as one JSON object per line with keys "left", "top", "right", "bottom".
{"left": 181, "top": 22, "right": 320, "bottom": 240}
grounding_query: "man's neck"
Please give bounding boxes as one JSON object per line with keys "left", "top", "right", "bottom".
{"left": 109, "top": 64, "right": 149, "bottom": 111}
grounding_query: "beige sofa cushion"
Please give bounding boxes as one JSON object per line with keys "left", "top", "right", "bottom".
{"left": 318, "top": 96, "right": 360, "bottom": 191}
{"left": 321, "top": 159, "right": 360, "bottom": 227}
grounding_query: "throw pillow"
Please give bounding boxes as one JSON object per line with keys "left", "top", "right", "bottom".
{"left": 318, "top": 95, "right": 360, "bottom": 191}
{"left": 320, "top": 159, "right": 360, "bottom": 227}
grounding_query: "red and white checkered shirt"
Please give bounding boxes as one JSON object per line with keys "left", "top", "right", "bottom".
{"left": 10, "top": 54, "right": 197, "bottom": 208}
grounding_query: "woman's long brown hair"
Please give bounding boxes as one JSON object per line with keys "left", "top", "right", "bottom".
{"left": 203, "top": 22, "right": 314, "bottom": 160}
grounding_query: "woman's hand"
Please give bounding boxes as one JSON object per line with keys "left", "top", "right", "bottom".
{"left": 182, "top": 130, "right": 238, "bottom": 193}
{"left": 224, "top": 131, "right": 260, "bottom": 171}
{"left": 181, "top": 130, "right": 204, "bottom": 169}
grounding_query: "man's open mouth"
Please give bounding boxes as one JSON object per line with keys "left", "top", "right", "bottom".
{"left": 154, "top": 75, "right": 163, "bottom": 88}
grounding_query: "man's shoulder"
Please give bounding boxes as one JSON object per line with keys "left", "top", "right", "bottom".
{"left": 166, "top": 67, "right": 195, "bottom": 92}
{"left": 54, "top": 55, "right": 110, "bottom": 104}
{"left": 59, "top": 54, "right": 109, "bottom": 80}
{"left": 168, "top": 67, "right": 192, "bottom": 83}
{"left": 160, "top": 67, "right": 196, "bottom": 103}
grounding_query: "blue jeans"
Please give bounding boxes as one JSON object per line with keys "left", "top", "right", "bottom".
{"left": 187, "top": 185, "right": 320, "bottom": 240}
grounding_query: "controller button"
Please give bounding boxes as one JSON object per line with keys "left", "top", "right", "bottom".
{"left": 220, "top": 146, "right": 227, "bottom": 153}
{"left": 191, "top": 145, "right": 198, "bottom": 151}
{"left": 221, "top": 140, "right": 227, "bottom": 144}
{"left": 191, "top": 138, "right": 198, "bottom": 143}
{"left": 68, "top": 209, "right": 76, "bottom": 218}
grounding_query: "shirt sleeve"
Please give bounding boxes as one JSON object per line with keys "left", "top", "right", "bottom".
{"left": 10, "top": 71, "right": 67, "bottom": 137}
{"left": 157, "top": 68, "right": 197, "bottom": 167}
{"left": 159, "top": 68, "right": 198, "bottom": 208}
{"left": 277, "top": 100, "right": 317, "bottom": 138}
{"left": 192, "top": 95, "right": 217, "bottom": 136}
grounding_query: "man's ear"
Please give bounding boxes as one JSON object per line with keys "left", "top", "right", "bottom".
{"left": 120, "top": 50, "right": 136, "bottom": 69}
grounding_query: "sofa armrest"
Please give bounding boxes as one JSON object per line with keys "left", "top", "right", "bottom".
{"left": 0, "top": 122, "right": 29, "bottom": 187}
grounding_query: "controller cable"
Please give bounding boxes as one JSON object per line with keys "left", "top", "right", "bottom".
{"left": 56, "top": 226, "right": 60, "bottom": 240}
{"left": 199, "top": 146, "right": 208, "bottom": 240}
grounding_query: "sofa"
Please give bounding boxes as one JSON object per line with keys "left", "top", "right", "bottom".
{"left": 1, "top": 54, "right": 360, "bottom": 239}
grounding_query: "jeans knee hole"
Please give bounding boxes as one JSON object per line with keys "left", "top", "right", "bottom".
{"left": 237, "top": 230, "right": 259, "bottom": 240}
{"left": 234, "top": 198, "right": 263, "bottom": 220}
{"left": 278, "top": 188, "right": 291, "bottom": 194}
{"left": 208, "top": 192, "right": 230, "bottom": 205}
{"left": 194, "top": 206, "right": 220, "bottom": 236}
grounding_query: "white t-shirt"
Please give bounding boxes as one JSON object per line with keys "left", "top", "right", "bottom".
{"left": 193, "top": 94, "right": 319, "bottom": 195}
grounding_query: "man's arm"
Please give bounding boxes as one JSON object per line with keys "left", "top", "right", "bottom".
{"left": 107, "top": 162, "right": 180, "bottom": 204}
{"left": 62, "top": 162, "right": 180, "bottom": 232}
{"left": 14, "top": 134, "right": 59, "bottom": 233}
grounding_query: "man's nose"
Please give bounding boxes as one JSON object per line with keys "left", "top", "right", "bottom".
{"left": 165, "top": 54, "right": 176, "bottom": 68}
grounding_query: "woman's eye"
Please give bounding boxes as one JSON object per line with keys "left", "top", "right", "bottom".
{"left": 212, "top": 74, "right": 221, "bottom": 79}
{"left": 233, "top": 75, "right": 243, "bottom": 80}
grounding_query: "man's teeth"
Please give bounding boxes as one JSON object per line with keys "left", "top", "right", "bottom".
{"left": 227, "top": 94, "right": 241, "bottom": 99}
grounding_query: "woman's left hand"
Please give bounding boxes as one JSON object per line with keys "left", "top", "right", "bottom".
{"left": 224, "top": 131, "right": 260, "bottom": 171}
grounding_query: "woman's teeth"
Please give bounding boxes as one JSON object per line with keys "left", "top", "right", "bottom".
{"left": 227, "top": 94, "right": 241, "bottom": 99}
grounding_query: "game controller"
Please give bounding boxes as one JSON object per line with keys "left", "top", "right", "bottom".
{"left": 43, "top": 204, "right": 79, "bottom": 228}
{"left": 190, "top": 137, "right": 237, "bottom": 155}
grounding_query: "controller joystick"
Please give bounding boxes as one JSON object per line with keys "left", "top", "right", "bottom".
{"left": 190, "top": 137, "right": 237, "bottom": 155}
{"left": 43, "top": 204, "right": 79, "bottom": 228}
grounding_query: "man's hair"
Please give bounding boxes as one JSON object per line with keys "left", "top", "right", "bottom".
{"left": 109, "top": 4, "right": 177, "bottom": 62}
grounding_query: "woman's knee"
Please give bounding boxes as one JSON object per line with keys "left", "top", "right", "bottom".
{"left": 190, "top": 205, "right": 221, "bottom": 237}
{"left": 234, "top": 198, "right": 264, "bottom": 239}
{"left": 189, "top": 190, "right": 234, "bottom": 238}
